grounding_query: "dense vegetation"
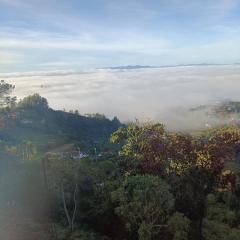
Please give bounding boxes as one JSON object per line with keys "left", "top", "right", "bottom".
{"left": 0, "top": 81, "right": 240, "bottom": 240}
{"left": 0, "top": 91, "right": 121, "bottom": 154}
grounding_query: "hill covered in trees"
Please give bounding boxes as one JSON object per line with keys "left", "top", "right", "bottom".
{"left": 0, "top": 93, "right": 122, "bottom": 156}
{"left": 191, "top": 101, "right": 240, "bottom": 116}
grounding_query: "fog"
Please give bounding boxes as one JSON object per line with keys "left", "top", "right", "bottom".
{"left": 2, "top": 65, "right": 240, "bottom": 130}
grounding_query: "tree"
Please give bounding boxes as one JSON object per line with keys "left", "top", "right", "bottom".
{"left": 171, "top": 167, "right": 213, "bottom": 240}
{"left": 17, "top": 93, "right": 48, "bottom": 111}
{"left": 112, "top": 175, "right": 174, "bottom": 240}
{"left": 21, "top": 140, "right": 38, "bottom": 161}
{"left": 75, "top": 157, "right": 121, "bottom": 238}
{"left": 203, "top": 194, "right": 240, "bottom": 240}
{"left": 110, "top": 122, "right": 168, "bottom": 175}
{"left": 47, "top": 156, "right": 79, "bottom": 232}
{"left": 167, "top": 212, "right": 190, "bottom": 240}
{"left": 111, "top": 123, "right": 240, "bottom": 240}
{"left": 0, "top": 80, "right": 16, "bottom": 127}
{"left": 0, "top": 80, "right": 15, "bottom": 107}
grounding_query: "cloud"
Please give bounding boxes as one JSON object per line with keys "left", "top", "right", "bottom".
{"left": 3, "top": 65, "right": 240, "bottom": 130}
{"left": 0, "top": 50, "right": 19, "bottom": 64}
{"left": 0, "top": 34, "right": 170, "bottom": 54}
{"left": 0, "top": 70, "right": 85, "bottom": 78}
{"left": 1, "top": 27, "right": 240, "bottom": 70}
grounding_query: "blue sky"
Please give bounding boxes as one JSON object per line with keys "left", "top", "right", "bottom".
{"left": 1, "top": 0, "right": 240, "bottom": 73}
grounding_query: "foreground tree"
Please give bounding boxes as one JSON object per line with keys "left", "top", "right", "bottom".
{"left": 111, "top": 123, "right": 240, "bottom": 240}
{"left": 47, "top": 156, "right": 79, "bottom": 233}
{"left": 112, "top": 175, "right": 174, "bottom": 240}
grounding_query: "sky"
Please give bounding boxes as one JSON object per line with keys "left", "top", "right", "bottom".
{"left": 1, "top": 0, "right": 240, "bottom": 73}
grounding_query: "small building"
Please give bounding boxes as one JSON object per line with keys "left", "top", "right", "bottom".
{"left": 71, "top": 148, "right": 88, "bottom": 160}
{"left": 21, "top": 118, "right": 33, "bottom": 124}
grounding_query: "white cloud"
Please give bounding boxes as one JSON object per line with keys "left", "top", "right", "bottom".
{"left": 0, "top": 34, "right": 170, "bottom": 54}
{"left": 0, "top": 50, "right": 19, "bottom": 64}
{"left": 1, "top": 27, "right": 240, "bottom": 67}
{"left": 3, "top": 65, "right": 240, "bottom": 130}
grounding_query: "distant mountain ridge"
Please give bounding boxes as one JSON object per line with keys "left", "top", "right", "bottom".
{"left": 102, "top": 63, "right": 235, "bottom": 70}
{"left": 105, "top": 65, "right": 154, "bottom": 70}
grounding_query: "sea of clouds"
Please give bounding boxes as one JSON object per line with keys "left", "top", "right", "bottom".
{"left": 2, "top": 65, "right": 240, "bottom": 130}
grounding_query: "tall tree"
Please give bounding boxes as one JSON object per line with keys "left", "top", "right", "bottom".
{"left": 112, "top": 175, "right": 174, "bottom": 240}
{"left": 0, "top": 80, "right": 15, "bottom": 108}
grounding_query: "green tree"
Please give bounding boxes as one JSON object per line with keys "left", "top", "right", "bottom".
{"left": 167, "top": 212, "right": 190, "bottom": 240}
{"left": 0, "top": 80, "right": 15, "bottom": 108}
{"left": 47, "top": 156, "right": 79, "bottom": 232}
{"left": 112, "top": 175, "right": 174, "bottom": 240}
{"left": 17, "top": 93, "right": 48, "bottom": 111}
{"left": 171, "top": 167, "right": 214, "bottom": 240}
{"left": 202, "top": 194, "right": 240, "bottom": 240}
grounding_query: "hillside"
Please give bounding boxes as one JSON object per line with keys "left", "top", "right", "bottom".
{"left": 0, "top": 94, "right": 122, "bottom": 155}
{"left": 191, "top": 101, "right": 240, "bottom": 115}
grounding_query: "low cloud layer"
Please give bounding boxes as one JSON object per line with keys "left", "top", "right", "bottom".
{"left": 2, "top": 65, "right": 240, "bottom": 130}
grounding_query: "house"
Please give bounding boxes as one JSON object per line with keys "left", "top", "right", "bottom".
{"left": 71, "top": 148, "right": 88, "bottom": 160}
{"left": 21, "top": 118, "right": 33, "bottom": 124}
{"left": 46, "top": 151, "right": 64, "bottom": 159}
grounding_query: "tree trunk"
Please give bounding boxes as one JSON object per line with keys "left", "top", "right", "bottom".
{"left": 198, "top": 218, "right": 203, "bottom": 240}
{"left": 71, "top": 183, "right": 78, "bottom": 231}
{"left": 42, "top": 158, "right": 49, "bottom": 192}
{"left": 60, "top": 182, "right": 72, "bottom": 228}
